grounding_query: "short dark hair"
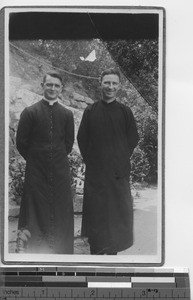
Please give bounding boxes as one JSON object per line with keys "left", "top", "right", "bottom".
{"left": 100, "top": 68, "right": 121, "bottom": 82}
{"left": 43, "top": 71, "right": 63, "bottom": 84}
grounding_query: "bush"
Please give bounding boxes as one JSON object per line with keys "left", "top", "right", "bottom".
{"left": 140, "top": 115, "right": 158, "bottom": 183}
{"left": 118, "top": 89, "right": 158, "bottom": 184}
{"left": 9, "top": 155, "right": 25, "bottom": 205}
{"left": 68, "top": 150, "right": 85, "bottom": 187}
{"left": 130, "top": 146, "right": 150, "bottom": 183}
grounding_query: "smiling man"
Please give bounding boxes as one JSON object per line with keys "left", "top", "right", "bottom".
{"left": 16, "top": 71, "right": 74, "bottom": 254}
{"left": 77, "top": 68, "right": 139, "bottom": 255}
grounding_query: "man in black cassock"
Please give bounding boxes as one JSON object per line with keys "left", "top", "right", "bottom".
{"left": 16, "top": 71, "right": 74, "bottom": 254}
{"left": 77, "top": 68, "right": 139, "bottom": 255}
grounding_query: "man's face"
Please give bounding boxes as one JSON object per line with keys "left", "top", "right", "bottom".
{"left": 100, "top": 74, "right": 120, "bottom": 102}
{"left": 42, "top": 75, "right": 63, "bottom": 100}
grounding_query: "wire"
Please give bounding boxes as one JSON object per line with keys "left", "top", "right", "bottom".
{"left": 9, "top": 42, "right": 99, "bottom": 80}
{"left": 9, "top": 40, "right": 157, "bottom": 113}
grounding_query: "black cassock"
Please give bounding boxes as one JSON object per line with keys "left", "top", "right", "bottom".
{"left": 16, "top": 99, "right": 74, "bottom": 254}
{"left": 77, "top": 100, "right": 139, "bottom": 254}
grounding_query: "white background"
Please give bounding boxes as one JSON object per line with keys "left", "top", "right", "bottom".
{"left": 1, "top": 0, "right": 193, "bottom": 295}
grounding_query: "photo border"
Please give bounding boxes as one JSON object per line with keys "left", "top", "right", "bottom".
{"left": 1, "top": 5, "right": 165, "bottom": 266}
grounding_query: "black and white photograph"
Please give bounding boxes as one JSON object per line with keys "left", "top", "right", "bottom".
{"left": 2, "top": 6, "right": 165, "bottom": 265}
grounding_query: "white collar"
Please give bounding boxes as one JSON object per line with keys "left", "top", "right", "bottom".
{"left": 43, "top": 97, "right": 59, "bottom": 106}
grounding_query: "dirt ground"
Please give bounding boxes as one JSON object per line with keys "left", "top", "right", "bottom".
{"left": 119, "top": 185, "right": 158, "bottom": 255}
{"left": 8, "top": 184, "right": 158, "bottom": 255}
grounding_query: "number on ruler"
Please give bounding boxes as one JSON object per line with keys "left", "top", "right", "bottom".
{"left": 141, "top": 290, "right": 147, "bottom": 297}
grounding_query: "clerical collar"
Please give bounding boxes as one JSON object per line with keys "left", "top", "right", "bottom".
{"left": 43, "top": 98, "right": 59, "bottom": 106}
{"left": 101, "top": 99, "right": 116, "bottom": 105}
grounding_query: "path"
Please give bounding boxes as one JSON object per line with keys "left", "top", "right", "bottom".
{"left": 119, "top": 185, "right": 158, "bottom": 255}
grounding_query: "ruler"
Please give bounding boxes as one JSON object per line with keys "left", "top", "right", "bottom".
{"left": 0, "top": 267, "right": 191, "bottom": 299}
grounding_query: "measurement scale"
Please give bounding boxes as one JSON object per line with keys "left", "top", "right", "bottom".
{"left": 0, "top": 267, "right": 191, "bottom": 299}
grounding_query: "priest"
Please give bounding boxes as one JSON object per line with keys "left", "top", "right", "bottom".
{"left": 77, "top": 68, "right": 139, "bottom": 255}
{"left": 16, "top": 71, "right": 74, "bottom": 254}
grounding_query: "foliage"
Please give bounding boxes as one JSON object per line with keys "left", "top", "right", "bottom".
{"left": 118, "top": 86, "right": 158, "bottom": 182}
{"left": 130, "top": 146, "right": 150, "bottom": 182}
{"left": 140, "top": 115, "right": 158, "bottom": 182}
{"left": 104, "top": 39, "right": 158, "bottom": 112}
{"left": 68, "top": 150, "right": 85, "bottom": 187}
{"left": 9, "top": 154, "right": 25, "bottom": 205}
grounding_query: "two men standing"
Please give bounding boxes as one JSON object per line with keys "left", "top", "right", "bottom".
{"left": 16, "top": 69, "right": 138, "bottom": 255}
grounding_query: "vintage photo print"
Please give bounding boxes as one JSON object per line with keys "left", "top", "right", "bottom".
{"left": 2, "top": 6, "right": 165, "bottom": 265}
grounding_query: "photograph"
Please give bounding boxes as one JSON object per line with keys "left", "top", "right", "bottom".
{"left": 2, "top": 6, "right": 164, "bottom": 265}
